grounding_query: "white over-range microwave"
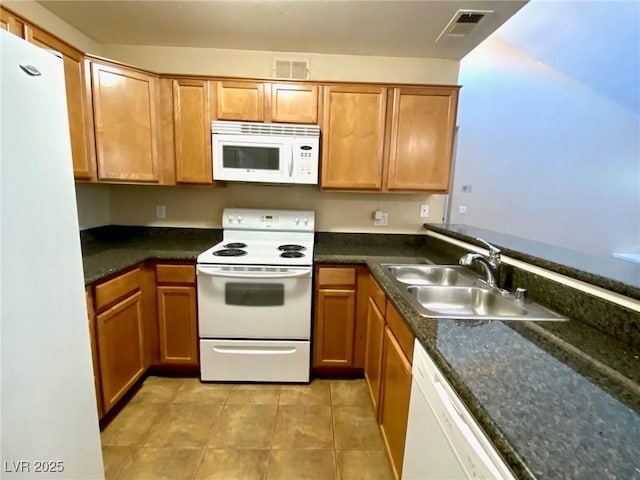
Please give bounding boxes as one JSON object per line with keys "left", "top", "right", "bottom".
{"left": 211, "top": 121, "right": 320, "bottom": 184}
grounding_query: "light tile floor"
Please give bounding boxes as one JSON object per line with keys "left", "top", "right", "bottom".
{"left": 101, "top": 375, "right": 394, "bottom": 480}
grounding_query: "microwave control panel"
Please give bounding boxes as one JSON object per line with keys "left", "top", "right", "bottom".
{"left": 293, "top": 140, "right": 319, "bottom": 178}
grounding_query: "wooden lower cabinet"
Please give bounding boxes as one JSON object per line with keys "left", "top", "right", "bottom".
{"left": 364, "top": 296, "right": 385, "bottom": 411}
{"left": 157, "top": 285, "right": 198, "bottom": 366}
{"left": 313, "top": 288, "right": 356, "bottom": 367}
{"left": 95, "top": 291, "right": 145, "bottom": 412}
{"left": 155, "top": 263, "right": 198, "bottom": 368}
{"left": 86, "top": 289, "right": 103, "bottom": 419}
{"left": 379, "top": 327, "right": 413, "bottom": 480}
{"left": 313, "top": 265, "right": 369, "bottom": 372}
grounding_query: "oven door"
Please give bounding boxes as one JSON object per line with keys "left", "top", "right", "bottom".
{"left": 212, "top": 134, "right": 293, "bottom": 183}
{"left": 197, "top": 265, "right": 312, "bottom": 339}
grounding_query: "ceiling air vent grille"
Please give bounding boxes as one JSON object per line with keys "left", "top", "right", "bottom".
{"left": 273, "top": 58, "right": 310, "bottom": 80}
{"left": 436, "top": 9, "right": 492, "bottom": 42}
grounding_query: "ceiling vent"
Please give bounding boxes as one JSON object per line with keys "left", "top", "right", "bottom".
{"left": 436, "top": 9, "right": 493, "bottom": 42}
{"left": 273, "top": 58, "right": 310, "bottom": 80}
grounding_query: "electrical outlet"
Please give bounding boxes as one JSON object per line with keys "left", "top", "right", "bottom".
{"left": 156, "top": 205, "right": 166, "bottom": 219}
{"left": 458, "top": 205, "right": 467, "bottom": 215}
{"left": 374, "top": 212, "right": 388, "bottom": 226}
{"left": 420, "top": 204, "right": 430, "bottom": 218}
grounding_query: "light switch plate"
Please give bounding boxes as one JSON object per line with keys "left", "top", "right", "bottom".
{"left": 156, "top": 205, "right": 166, "bottom": 219}
{"left": 420, "top": 204, "right": 430, "bottom": 218}
{"left": 458, "top": 205, "right": 467, "bottom": 214}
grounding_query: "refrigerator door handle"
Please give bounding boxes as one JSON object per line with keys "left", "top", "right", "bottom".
{"left": 19, "top": 64, "right": 42, "bottom": 76}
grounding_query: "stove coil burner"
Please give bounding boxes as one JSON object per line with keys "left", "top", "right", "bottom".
{"left": 224, "top": 242, "right": 247, "bottom": 249}
{"left": 278, "top": 244, "right": 307, "bottom": 252}
{"left": 212, "top": 248, "right": 247, "bottom": 257}
{"left": 280, "top": 251, "right": 305, "bottom": 258}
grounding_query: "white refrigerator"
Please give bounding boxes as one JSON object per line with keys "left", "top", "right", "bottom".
{"left": 0, "top": 30, "right": 104, "bottom": 478}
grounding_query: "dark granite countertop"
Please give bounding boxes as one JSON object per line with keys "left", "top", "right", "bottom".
{"left": 81, "top": 226, "right": 640, "bottom": 479}
{"left": 365, "top": 262, "right": 640, "bottom": 480}
{"left": 425, "top": 224, "right": 640, "bottom": 301}
{"left": 80, "top": 226, "right": 221, "bottom": 285}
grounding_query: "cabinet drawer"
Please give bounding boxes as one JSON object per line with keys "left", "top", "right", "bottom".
{"left": 369, "top": 275, "right": 386, "bottom": 315}
{"left": 386, "top": 301, "right": 415, "bottom": 364}
{"left": 317, "top": 267, "right": 356, "bottom": 287}
{"left": 156, "top": 264, "right": 195, "bottom": 284}
{"left": 95, "top": 268, "right": 141, "bottom": 311}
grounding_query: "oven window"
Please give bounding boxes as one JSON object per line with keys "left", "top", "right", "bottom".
{"left": 222, "top": 146, "right": 280, "bottom": 171}
{"left": 225, "top": 283, "right": 284, "bottom": 306}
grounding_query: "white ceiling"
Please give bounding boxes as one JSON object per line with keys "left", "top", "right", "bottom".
{"left": 37, "top": 0, "right": 526, "bottom": 60}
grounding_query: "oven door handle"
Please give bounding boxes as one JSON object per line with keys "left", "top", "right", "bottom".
{"left": 197, "top": 266, "right": 311, "bottom": 279}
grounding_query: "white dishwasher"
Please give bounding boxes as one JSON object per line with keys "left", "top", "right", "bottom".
{"left": 402, "top": 339, "right": 515, "bottom": 480}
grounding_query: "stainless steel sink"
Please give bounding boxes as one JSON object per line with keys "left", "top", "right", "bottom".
{"left": 407, "top": 286, "right": 528, "bottom": 318}
{"left": 385, "top": 265, "right": 480, "bottom": 286}
{"left": 378, "top": 264, "right": 567, "bottom": 322}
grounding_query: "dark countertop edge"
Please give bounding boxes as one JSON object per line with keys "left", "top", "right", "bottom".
{"left": 424, "top": 224, "right": 640, "bottom": 301}
{"left": 83, "top": 250, "right": 200, "bottom": 285}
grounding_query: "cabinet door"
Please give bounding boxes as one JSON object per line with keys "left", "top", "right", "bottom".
{"left": 0, "top": 7, "right": 26, "bottom": 37}
{"left": 26, "top": 26, "right": 94, "bottom": 180}
{"left": 364, "top": 297, "right": 385, "bottom": 412}
{"left": 321, "top": 85, "right": 387, "bottom": 190}
{"left": 173, "top": 79, "right": 213, "bottom": 184}
{"left": 313, "top": 288, "right": 356, "bottom": 367}
{"left": 271, "top": 83, "right": 318, "bottom": 124}
{"left": 92, "top": 62, "right": 160, "bottom": 182}
{"left": 86, "top": 289, "right": 103, "bottom": 419}
{"left": 379, "top": 327, "right": 412, "bottom": 480}
{"left": 216, "top": 81, "right": 264, "bottom": 121}
{"left": 157, "top": 285, "right": 198, "bottom": 366}
{"left": 96, "top": 291, "right": 145, "bottom": 412}
{"left": 386, "top": 87, "right": 459, "bottom": 192}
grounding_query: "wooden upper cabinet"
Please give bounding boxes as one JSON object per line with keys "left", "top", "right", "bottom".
{"left": 25, "top": 25, "right": 95, "bottom": 181}
{"left": 385, "top": 86, "right": 459, "bottom": 192}
{"left": 91, "top": 62, "right": 160, "bottom": 182}
{"left": 173, "top": 79, "right": 213, "bottom": 184}
{"left": 0, "top": 7, "right": 26, "bottom": 37}
{"left": 321, "top": 85, "right": 387, "bottom": 190}
{"left": 271, "top": 83, "right": 319, "bottom": 124}
{"left": 216, "top": 81, "right": 264, "bottom": 121}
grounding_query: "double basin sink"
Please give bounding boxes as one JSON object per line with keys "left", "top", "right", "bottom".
{"left": 380, "top": 264, "right": 567, "bottom": 322}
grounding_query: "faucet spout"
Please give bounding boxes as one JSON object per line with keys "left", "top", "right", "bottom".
{"left": 459, "top": 253, "right": 498, "bottom": 288}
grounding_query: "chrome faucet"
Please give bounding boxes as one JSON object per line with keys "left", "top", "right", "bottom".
{"left": 459, "top": 238, "right": 501, "bottom": 288}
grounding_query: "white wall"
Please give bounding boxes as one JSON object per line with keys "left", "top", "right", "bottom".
{"left": 109, "top": 184, "right": 444, "bottom": 233}
{"left": 75, "top": 183, "right": 111, "bottom": 230}
{"left": 101, "top": 43, "right": 459, "bottom": 84}
{"left": 3, "top": 0, "right": 102, "bottom": 54}
{"left": 450, "top": 36, "right": 640, "bottom": 255}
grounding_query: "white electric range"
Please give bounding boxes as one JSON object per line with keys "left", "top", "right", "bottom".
{"left": 197, "top": 208, "right": 315, "bottom": 382}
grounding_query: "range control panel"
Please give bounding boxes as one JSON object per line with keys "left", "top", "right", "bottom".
{"left": 222, "top": 208, "right": 315, "bottom": 231}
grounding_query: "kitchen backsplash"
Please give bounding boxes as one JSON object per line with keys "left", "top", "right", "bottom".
{"left": 75, "top": 183, "right": 446, "bottom": 234}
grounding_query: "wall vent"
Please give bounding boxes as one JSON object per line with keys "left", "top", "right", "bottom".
{"left": 436, "top": 9, "right": 493, "bottom": 42}
{"left": 273, "top": 58, "right": 310, "bottom": 79}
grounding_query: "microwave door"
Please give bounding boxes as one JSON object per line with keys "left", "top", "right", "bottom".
{"left": 214, "top": 138, "right": 289, "bottom": 182}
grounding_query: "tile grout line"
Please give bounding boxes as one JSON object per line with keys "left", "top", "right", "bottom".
{"left": 264, "top": 385, "right": 282, "bottom": 480}
{"left": 192, "top": 394, "right": 228, "bottom": 479}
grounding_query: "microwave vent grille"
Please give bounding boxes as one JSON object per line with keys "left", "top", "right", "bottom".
{"left": 212, "top": 121, "right": 319, "bottom": 137}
